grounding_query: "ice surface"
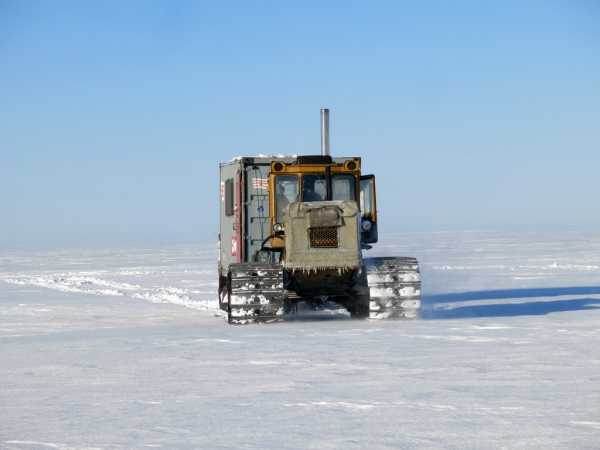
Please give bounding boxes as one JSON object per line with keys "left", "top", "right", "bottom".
{"left": 1, "top": 232, "right": 600, "bottom": 449}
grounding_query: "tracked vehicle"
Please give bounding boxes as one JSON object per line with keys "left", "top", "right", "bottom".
{"left": 218, "top": 109, "right": 421, "bottom": 324}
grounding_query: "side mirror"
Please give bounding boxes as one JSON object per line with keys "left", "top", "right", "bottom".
{"left": 360, "top": 175, "right": 378, "bottom": 244}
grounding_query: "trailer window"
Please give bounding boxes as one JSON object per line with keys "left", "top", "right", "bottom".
{"left": 332, "top": 174, "right": 356, "bottom": 201}
{"left": 225, "top": 178, "right": 234, "bottom": 216}
{"left": 275, "top": 175, "right": 299, "bottom": 222}
{"left": 302, "top": 174, "right": 327, "bottom": 202}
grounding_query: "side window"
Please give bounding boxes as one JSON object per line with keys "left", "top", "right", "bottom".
{"left": 360, "top": 175, "right": 378, "bottom": 243}
{"left": 275, "top": 175, "right": 299, "bottom": 222}
{"left": 225, "top": 178, "right": 234, "bottom": 216}
{"left": 360, "top": 176, "right": 375, "bottom": 217}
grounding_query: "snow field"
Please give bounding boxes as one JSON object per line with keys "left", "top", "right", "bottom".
{"left": 1, "top": 232, "right": 600, "bottom": 449}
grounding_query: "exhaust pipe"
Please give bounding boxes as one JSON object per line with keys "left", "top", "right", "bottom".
{"left": 320, "top": 108, "right": 330, "bottom": 156}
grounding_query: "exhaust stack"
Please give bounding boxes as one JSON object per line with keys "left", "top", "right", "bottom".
{"left": 320, "top": 108, "right": 330, "bottom": 156}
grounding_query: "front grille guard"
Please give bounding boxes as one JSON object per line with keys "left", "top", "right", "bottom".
{"left": 309, "top": 226, "right": 338, "bottom": 248}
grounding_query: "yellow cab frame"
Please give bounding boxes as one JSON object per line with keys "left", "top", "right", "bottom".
{"left": 267, "top": 157, "right": 377, "bottom": 249}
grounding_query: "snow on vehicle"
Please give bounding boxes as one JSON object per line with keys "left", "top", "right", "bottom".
{"left": 218, "top": 109, "right": 421, "bottom": 324}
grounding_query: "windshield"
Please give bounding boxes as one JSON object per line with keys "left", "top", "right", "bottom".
{"left": 302, "top": 174, "right": 327, "bottom": 202}
{"left": 300, "top": 173, "right": 357, "bottom": 202}
{"left": 275, "top": 175, "right": 299, "bottom": 222}
{"left": 332, "top": 174, "right": 356, "bottom": 201}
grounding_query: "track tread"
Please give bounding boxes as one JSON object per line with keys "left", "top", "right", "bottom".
{"left": 228, "top": 263, "right": 286, "bottom": 325}
{"left": 366, "top": 256, "right": 422, "bottom": 319}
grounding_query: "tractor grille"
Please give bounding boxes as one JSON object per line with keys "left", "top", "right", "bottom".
{"left": 309, "top": 227, "right": 338, "bottom": 248}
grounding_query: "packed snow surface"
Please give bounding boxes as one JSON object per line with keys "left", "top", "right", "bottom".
{"left": 2, "top": 232, "right": 600, "bottom": 449}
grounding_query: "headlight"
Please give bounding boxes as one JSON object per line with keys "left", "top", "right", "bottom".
{"left": 361, "top": 219, "right": 372, "bottom": 232}
{"left": 273, "top": 223, "right": 285, "bottom": 233}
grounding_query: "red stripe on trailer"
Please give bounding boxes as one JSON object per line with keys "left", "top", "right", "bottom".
{"left": 232, "top": 171, "right": 243, "bottom": 262}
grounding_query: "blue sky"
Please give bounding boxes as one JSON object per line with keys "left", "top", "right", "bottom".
{"left": 2, "top": 1, "right": 599, "bottom": 247}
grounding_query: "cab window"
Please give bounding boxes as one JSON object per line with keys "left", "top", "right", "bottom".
{"left": 360, "top": 177, "right": 373, "bottom": 216}
{"left": 275, "top": 175, "right": 299, "bottom": 222}
{"left": 332, "top": 174, "right": 356, "bottom": 201}
{"left": 224, "top": 178, "right": 234, "bottom": 216}
{"left": 302, "top": 174, "right": 327, "bottom": 202}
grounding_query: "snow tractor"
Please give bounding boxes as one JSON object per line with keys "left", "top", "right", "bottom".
{"left": 218, "top": 109, "right": 421, "bottom": 324}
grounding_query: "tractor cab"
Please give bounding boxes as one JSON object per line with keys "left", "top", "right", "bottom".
{"left": 267, "top": 155, "right": 378, "bottom": 251}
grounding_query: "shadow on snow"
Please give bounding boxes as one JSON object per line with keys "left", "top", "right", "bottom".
{"left": 423, "top": 286, "right": 600, "bottom": 320}
{"left": 425, "top": 286, "right": 600, "bottom": 303}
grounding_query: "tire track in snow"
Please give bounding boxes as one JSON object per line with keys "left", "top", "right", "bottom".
{"left": 3, "top": 273, "right": 221, "bottom": 314}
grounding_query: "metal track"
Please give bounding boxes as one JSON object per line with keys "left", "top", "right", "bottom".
{"left": 365, "top": 257, "right": 422, "bottom": 319}
{"left": 228, "top": 263, "right": 286, "bottom": 324}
